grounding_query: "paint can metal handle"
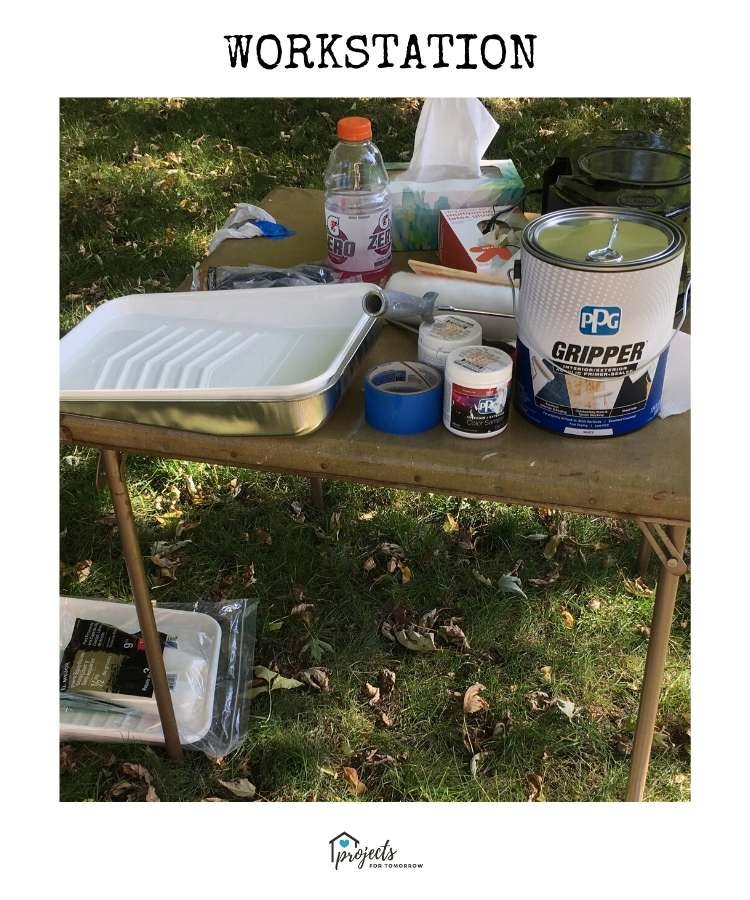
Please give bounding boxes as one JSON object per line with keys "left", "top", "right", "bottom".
{"left": 507, "top": 260, "right": 522, "bottom": 318}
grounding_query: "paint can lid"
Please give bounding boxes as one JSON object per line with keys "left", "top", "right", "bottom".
{"left": 419, "top": 315, "right": 482, "bottom": 354}
{"left": 522, "top": 206, "right": 685, "bottom": 271}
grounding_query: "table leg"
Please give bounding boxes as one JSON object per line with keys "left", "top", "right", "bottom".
{"left": 101, "top": 449, "right": 183, "bottom": 762}
{"left": 636, "top": 534, "right": 653, "bottom": 578}
{"left": 626, "top": 524, "right": 688, "bottom": 801}
{"left": 309, "top": 476, "right": 325, "bottom": 511}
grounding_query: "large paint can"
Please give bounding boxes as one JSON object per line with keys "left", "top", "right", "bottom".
{"left": 513, "top": 207, "right": 686, "bottom": 437}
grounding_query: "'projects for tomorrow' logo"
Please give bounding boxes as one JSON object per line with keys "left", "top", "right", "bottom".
{"left": 328, "top": 831, "right": 422, "bottom": 871}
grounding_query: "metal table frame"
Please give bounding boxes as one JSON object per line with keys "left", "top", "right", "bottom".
{"left": 61, "top": 420, "right": 689, "bottom": 800}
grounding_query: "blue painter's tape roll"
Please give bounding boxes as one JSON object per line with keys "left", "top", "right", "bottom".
{"left": 364, "top": 361, "right": 443, "bottom": 435}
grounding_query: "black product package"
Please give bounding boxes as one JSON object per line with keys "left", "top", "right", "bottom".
{"left": 60, "top": 618, "right": 167, "bottom": 697}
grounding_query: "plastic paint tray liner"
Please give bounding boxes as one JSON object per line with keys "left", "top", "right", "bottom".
{"left": 60, "top": 596, "right": 222, "bottom": 745}
{"left": 59, "top": 283, "right": 375, "bottom": 402}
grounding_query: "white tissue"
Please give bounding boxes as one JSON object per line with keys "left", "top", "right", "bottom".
{"left": 401, "top": 98, "right": 499, "bottom": 182}
{"left": 659, "top": 331, "right": 690, "bottom": 418}
{"left": 207, "top": 203, "right": 277, "bottom": 253}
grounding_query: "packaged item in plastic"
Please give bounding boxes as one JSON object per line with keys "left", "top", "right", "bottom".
{"left": 59, "top": 596, "right": 257, "bottom": 758}
{"left": 193, "top": 263, "right": 359, "bottom": 291}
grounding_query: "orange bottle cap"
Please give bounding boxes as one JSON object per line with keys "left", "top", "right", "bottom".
{"left": 337, "top": 116, "right": 372, "bottom": 141}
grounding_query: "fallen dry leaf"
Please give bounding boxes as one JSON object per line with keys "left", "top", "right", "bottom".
{"left": 470, "top": 751, "right": 490, "bottom": 777}
{"left": 463, "top": 683, "right": 490, "bottom": 715}
{"left": 525, "top": 690, "right": 553, "bottom": 713}
{"left": 182, "top": 472, "right": 198, "bottom": 497}
{"left": 397, "top": 561, "right": 413, "bottom": 583}
{"left": 378, "top": 668, "right": 396, "bottom": 695}
{"left": 395, "top": 625, "right": 436, "bottom": 653}
{"left": 120, "top": 763, "right": 153, "bottom": 783}
{"left": 377, "top": 542, "right": 404, "bottom": 558}
{"left": 526, "top": 772, "right": 545, "bottom": 801}
{"left": 241, "top": 564, "right": 257, "bottom": 587}
{"left": 376, "top": 709, "right": 394, "bottom": 728}
{"left": 218, "top": 778, "right": 256, "bottom": 799}
{"left": 443, "top": 513, "right": 459, "bottom": 533}
{"left": 298, "top": 667, "right": 332, "bottom": 693}
{"left": 555, "top": 698, "right": 576, "bottom": 723}
{"left": 342, "top": 766, "right": 367, "bottom": 796}
{"left": 290, "top": 602, "right": 315, "bottom": 625}
{"left": 60, "top": 744, "right": 77, "bottom": 773}
{"left": 528, "top": 566, "right": 561, "bottom": 587}
{"left": 106, "top": 762, "right": 158, "bottom": 801}
{"left": 588, "top": 597, "right": 602, "bottom": 611}
{"left": 419, "top": 608, "right": 441, "bottom": 628}
{"left": 438, "top": 622, "right": 470, "bottom": 651}
{"left": 380, "top": 620, "right": 395, "bottom": 641}
{"left": 560, "top": 608, "right": 576, "bottom": 629}
{"left": 540, "top": 665, "right": 553, "bottom": 682}
{"left": 364, "top": 683, "right": 381, "bottom": 706}
{"left": 359, "top": 510, "right": 377, "bottom": 521}
{"left": 457, "top": 525, "right": 478, "bottom": 552}
{"left": 175, "top": 519, "right": 200, "bottom": 538}
{"left": 625, "top": 576, "right": 654, "bottom": 595}
{"left": 543, "top": 523, "right": 567, "bottom": 560}
{"left": 74, "top": 559, "right": 92, "bottom": 583}
{"left": 363, "top": 556, "right": 377, "bottom": 572}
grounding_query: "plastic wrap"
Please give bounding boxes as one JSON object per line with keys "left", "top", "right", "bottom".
{"left": 59, "top": 596, "right": 257, "bottom": 758}
{"left": 195, "top": 263, "right": 359, "bottom": 291}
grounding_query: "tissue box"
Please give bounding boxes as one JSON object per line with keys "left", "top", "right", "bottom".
{"left": 386, "top": 159, "right": 524, "bottom": 252}
{"left": 439, "top": 207, "right": 525, "bottom": 275}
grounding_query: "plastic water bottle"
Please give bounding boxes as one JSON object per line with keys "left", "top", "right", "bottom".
{"left": 324, "top": 116, "right": 392, "bottom": 283}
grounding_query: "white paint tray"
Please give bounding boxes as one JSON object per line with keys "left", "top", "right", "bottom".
{"left": 60, "top": 596, "right": 222, "bottom": 745}
{"left": 59, "top": 283, "right": 380, "bottom": 435}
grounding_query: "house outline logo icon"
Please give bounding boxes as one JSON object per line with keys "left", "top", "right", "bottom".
{"left": 329, "top": 831, "right": 360, "bottom": 862}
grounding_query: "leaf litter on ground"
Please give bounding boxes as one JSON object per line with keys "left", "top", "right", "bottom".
{"left": 361, "top": 668, "right": 398, "bottom": 728}
{"left": 218, "top": 778, "right": 256, "bottom": 799}
{"left": 381, "top": 606, "right": 471, "bottom": 654}
{"left": 105, "top": 762, "right": 159, "bottom": 802}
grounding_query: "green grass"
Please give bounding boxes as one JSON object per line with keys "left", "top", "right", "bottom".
{"left": 59, "top": 98, "right": 690, "bottom": 802}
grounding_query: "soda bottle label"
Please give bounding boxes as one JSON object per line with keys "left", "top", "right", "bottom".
{"left": 325, "top": 206, "right": 392, "bottom": 276}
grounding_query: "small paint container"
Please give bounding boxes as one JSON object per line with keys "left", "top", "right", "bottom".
{"left": 418, "top": 315, "right": 482, "bottom": 371}
{"left": 443, "top": 345, "right": 513, "bottom": 439}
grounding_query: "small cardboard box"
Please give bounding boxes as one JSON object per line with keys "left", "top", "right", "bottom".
{"left": 438, "top": 206, "right": 526, "bottom": 276}
{"left": 386, "top": 160, "right": 524, "bottom": 252}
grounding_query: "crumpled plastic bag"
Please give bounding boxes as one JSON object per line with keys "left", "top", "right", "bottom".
{"left": 207, "top": 203, "right": 293, "bottom": 253}
{"left": 401, "top": 98, "right": 499, "bottom": 182}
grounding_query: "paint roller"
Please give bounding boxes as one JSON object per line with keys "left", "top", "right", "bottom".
{"left": 362, "top": 272, "right": 517, "bottom": 342}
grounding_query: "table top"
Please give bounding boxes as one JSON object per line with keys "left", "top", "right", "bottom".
{"left": 61, "top": 187, "right": 690, "bottom": 525}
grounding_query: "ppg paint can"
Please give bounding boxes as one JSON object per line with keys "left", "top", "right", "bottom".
{"left": 443, "top": 346, "right": 513, "bottom": 439}
{"left": 514, "top": 207, "right": 686, "bottom": 437}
